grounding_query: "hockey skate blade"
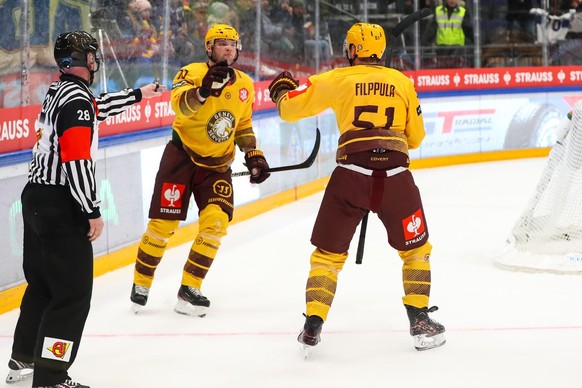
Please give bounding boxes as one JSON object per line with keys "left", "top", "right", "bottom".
{"left": 174, "top": 299, "right": 208, "bottom": 318}
{"left": 299, "top": 343, "right": 316, "bottom": 360}
{"left": 6, "top": 368, "right": 33, "bottom": 384}
{"left": 131, "top": 303, "right": 144, "bottom": 314}
{"left": 413, "top": 333, "right": 446, "bottom": 351}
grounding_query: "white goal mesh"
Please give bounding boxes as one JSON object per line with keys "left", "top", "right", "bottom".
{"left": 495, "top": 100, "right": 582, "bottom": 274}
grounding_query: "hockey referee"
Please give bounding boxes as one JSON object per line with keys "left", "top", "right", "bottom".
{"left": 5, "top": 31, "right": 162, "bottom": 388}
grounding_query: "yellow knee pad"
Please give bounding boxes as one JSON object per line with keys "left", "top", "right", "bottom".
{"left": 193, "top": 205, "right": 228, "bottom": 256}
{"left": 134, "top": 219, "right": 180, "bottom": 287}
{"left": 181, "top": 205, "right": 229, "bottom": 288}
{"left": 147, "top": 218, "right": 180, "bottom": 241}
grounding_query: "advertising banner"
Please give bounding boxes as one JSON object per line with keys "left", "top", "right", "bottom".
{"left": 4, "top": 66, "right": 582, "bottom": 156}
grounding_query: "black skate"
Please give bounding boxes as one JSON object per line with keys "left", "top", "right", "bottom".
{"left": 405, "top": 305, "right": 446, "bottom": 351}
{"left": 130, "top": 284, "right": 149, "bottom": 314}
{"left": 297, "top": 314, "right": 323, "bottom": 359}
{"left": 174, "top": 285, "right": 210, "bottom": 317}
{"left": 6, "top": 358, "right": 33, "bottom": 384}
{"left": 35, "top": 379, "right": 90, "bottom": 387}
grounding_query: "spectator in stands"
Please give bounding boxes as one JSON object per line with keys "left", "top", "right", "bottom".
{"left": 555, "top": 0, "right": 582, "bottom": 14}
{"left": 299, "top": 0, "right": 332, "bottom": 68}
{"left": 168, "top": 0, "right": 199, "bottom": 65}
{"left": 207, "top": 1, "right": 238, "bottom": 28}
{"left": 270, "top": 0, "right": 293, "bottom": 25}
{"left": 236, "top": 0, "right": 295, "bottom": 61}
{"left": 395, "top": 0, "right": 414, "bottom": 13}
{"left": 561, "top": 0, "right": 582, "bottom": 37}
{"left": 135, "top": 0, "right": 161, "bottom": 61}
{"left": 263, "top": 0, "right": 295, "bottom": 59}
{"left": 507, "top": 0, "right": 539, "bottom": 41}
{"left": 235, "top": 0, "right": 256, "bottom": 50}
{"left": 190, "top": 1, "right": 211, "bottom": 44}
{"left": 421, "top": 0, "right": 474, "bottom": 68}
{"left": 553, "top": 0, "right": 582, "bottom": 65}
{"left": 118, "top": 0, "right": 161, "bottom": 61}
{"left": 286, "top": 0, "right": 305, "bottom": 60}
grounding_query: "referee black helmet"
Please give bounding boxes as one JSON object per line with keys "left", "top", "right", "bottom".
{"left": 54, "top": 30, "right": 101, "bottom": 71}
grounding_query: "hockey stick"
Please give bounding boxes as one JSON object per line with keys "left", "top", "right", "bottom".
{"left": 232, "top": 128, "right": 321, "bottom": 177}
{"left": 384, "top": 7, "right": 434, "bottom": 68}
{"left": 355, "top": 8, "right": 433, "bottom": 265}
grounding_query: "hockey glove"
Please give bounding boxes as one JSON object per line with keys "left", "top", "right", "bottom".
{"left": 244, "top": 149, "right": 271, "bottom": 184}
{"left": 268, "top": 71, "right": 299, "bottom": 103}
{"left": 199, "top": 61, "right": 234, "bottom": 98}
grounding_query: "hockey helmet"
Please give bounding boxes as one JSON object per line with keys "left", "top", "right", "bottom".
{"left": 205, "top": 24, "right": 242, "bottom": 51}
{"left": 343, "top": 23, "right": 386, "bottom": 60}
{"left": 54, "top": 30, "right": 101, "bottom": 70}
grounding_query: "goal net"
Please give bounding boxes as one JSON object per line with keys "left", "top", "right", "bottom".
{"left": 494, "top": 101, "right": 582, "bottom": 274}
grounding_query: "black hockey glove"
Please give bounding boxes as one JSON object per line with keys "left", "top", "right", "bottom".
{"left": 244, "top": 149, "right": 271, "bottom": 184}
{"left": 268, "top": 71, "right": 299, "bottom": 103}
{"left": 199, "top": 61, "right": 235, "bottom": 98}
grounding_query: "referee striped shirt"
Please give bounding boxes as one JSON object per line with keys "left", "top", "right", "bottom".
{"left": 28, "top": 73, "right": 143, "bottom": 219}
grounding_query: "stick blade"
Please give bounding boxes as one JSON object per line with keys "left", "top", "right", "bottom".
{"left": 304, "top": 127, "right": 321, "bottom": 168}
{"left": 231, "top": 127, "right": 321, "bottom": 177}
{"left": 267, "top": 127, "right": 321, "bottom": 173}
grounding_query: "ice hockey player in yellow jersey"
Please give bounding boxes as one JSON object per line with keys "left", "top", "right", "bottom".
{"left": 130, "top": 24, "right": 271, "bottom": 317}
{"left": 268, "top": 22, "right": 446, "bottom": 355}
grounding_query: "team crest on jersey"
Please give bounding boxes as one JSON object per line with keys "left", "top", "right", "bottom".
{"left": 239, "top": 87, "right": 249, "bottom": 102}
{"left": 402, "top": 208, "right": 427, "bottom": 245}
{"left": 207, "top": 110, "right": 235, "bottom": 143}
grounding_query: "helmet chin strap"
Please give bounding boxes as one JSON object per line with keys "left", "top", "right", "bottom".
{"left": 346, "top": 52, "right": 357, "bottom": 66}
{"left": 87, "top": 52, "right": 101, "bottom": 86}
{"left": 345, "top": 44, "right": 357, "bottom": 66}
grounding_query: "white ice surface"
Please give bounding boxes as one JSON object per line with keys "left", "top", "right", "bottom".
{"left": 2, "top": 157, "right": 582, "bottom": 388}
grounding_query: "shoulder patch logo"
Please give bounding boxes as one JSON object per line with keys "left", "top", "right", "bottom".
{"left": 239, "top": 87, "right": 249, "bottom": 102}
{"left": 288, "top": 79, "right": 310, "bottom": 98}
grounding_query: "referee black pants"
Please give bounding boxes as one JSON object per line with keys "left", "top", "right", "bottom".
{"left": 11, "top": 183, "right": 93, "bottom": 386}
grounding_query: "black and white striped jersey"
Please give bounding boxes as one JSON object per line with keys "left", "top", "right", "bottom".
{"left": 28, "top": 73, "right": 143, "bottom": 219}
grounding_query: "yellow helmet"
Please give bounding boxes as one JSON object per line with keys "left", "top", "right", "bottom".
{"left": 205, "top": 24, "right": 242, "bottom": 50}
{"left": 343, "top": 23, "right": 386, "bottom": 60}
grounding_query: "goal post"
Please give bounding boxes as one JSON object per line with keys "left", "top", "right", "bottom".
{"left": 494, "top": 100, "right": 582, "bottom": 274}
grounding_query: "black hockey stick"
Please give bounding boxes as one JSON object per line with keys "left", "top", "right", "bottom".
{"left": 384, "top": 7, "right": 434, "bottom": 68}
{"left": 232, "top": 128, "right": 321, "bottom": 177}
{"left": 355, "top": 8, "right": 433, "bottom": 265}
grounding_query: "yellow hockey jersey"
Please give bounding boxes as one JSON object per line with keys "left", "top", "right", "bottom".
{"left": 171, "top": 62, "right": 256, "bottom": 171}
{"left": 277, "top": 65, "right": 425, "bottom": 160}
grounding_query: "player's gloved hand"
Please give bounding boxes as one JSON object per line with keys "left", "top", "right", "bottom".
{"left": 268, "top": 71, "right": 299, "bottom": 103}
{"left": 244, "top": 149, "right": 271, "bottom": 184}
{"left": 199, "top": 61, "right": 234, "bottom": 98}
